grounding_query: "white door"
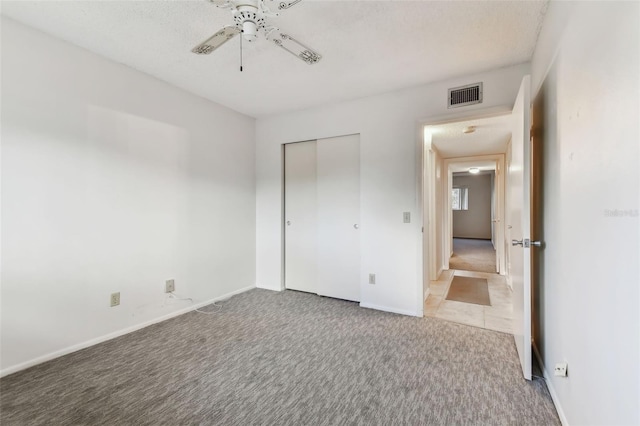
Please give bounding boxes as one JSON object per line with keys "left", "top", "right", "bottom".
{"left": 509, "top": 75, "right": 533, "bottom": 380}
{"left": 284, "top": 141, "right": 318, "bottom": 293}
{"left": 316, "top": 135, "right": 360, "bottom": 302}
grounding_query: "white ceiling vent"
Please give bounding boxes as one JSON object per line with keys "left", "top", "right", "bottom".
{"left": 448, "top": 83, "right": 483, "bottom": 108}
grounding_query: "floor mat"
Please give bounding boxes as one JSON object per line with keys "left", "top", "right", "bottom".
{"left": 446, "top": 275, "right": 491, "bottom": 306}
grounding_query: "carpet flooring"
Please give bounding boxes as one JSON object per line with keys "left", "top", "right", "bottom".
{"left": 449, "top": 238, "right": 497, "bottom": 273}
{"left": 0, "top": 289, "right": 560, "bottom": 425}
{"left": 446, "top": 276, "right": 491, "bottom": 306}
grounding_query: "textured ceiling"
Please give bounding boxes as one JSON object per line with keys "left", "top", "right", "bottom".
{"left": 1, "top": 0, "right": 547, "bottom": 118}
{"left": 430, "top": 113, "right": 512, "bottom": 158}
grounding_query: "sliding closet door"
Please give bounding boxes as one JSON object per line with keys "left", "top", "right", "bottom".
{"left": 316, "top": 135, "right": 360, "bottom": 302}
{"left": 284, "top": 141, "right": 317, "bottom": 293}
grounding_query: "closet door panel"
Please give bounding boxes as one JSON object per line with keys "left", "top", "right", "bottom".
{"left": 284, "top": 141, "right": 317, "bottom": 293}
{"left": 316, "top": 135, "right": 360, "bottom": 302}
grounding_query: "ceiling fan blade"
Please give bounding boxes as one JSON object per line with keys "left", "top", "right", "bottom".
{"left": 270, "top": 32, "right": 321, "bottom": 64}
{"left": 191, "top": 26, "right": 240, "bottom": 55}
{"left": 207, "top": 0, "right": 232, "bottom": 8}
{"left": 277, "top": 0, "right": 302, "bottom": 10}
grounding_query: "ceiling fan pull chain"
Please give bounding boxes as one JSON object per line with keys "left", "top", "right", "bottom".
{"left": 240, "top": 30, "right": 243, "bottom": 72}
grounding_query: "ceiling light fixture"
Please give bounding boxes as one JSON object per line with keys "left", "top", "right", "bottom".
{"left": 469, "top": 167, "right": 480, "bottom": 174}
{"left": 462, "top": 126, "right": 476, "bottom": 134}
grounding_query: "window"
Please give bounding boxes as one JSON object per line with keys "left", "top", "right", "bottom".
{"left": 452, "top": 187, "right": 469, "bottom": 210}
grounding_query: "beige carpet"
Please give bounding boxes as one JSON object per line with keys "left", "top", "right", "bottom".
{"left": 446, "top": 276, "right": 491, "bottom": 306}
{"left": 449, "top": 238, "right": 497, "bottom": 273}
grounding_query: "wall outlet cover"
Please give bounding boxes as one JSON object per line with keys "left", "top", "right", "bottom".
{"left": 554, "top": 362, "right": 568, "bottom": 377}
{"left": 165, "top": 279, "right": 175, "bottom": 293}
{"left": 110, "top": 292, "right": 120, "bottom": 307}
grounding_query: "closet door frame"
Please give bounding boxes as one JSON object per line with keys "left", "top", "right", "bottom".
{"left": 282, "top": 134, "right": 361, "bottom": 301}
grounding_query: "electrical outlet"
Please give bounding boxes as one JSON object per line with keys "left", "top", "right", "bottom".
{"left": 403, "top": 212, "right": 411, "bottom": 223}
{"left": 369, "top": 273, "right": 376, "bottom": 285}
{"left": 554, "top": 362, "right": 568, "bottom": 377}
{"left": 110, "top": 292, "right": 120, "bottom": 307}
{"left": 165, "top": 279, "right": 175, "bottom": 293}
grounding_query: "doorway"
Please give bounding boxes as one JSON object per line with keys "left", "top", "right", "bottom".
{"left": 422, "top": 115, "right": 512, "bottom": 334}
{"left": 448, "top": 161, "right": 500, "bottom": 274}
{"left": 421, "top": 76, "right": 534, "bottom": 380}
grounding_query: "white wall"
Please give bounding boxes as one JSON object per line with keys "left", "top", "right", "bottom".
{"left": 531, "top": 2, "right": 639, "bottom": 425}
{"left": 256, "top": 63, "right": 529, "bottom": 316}
{"left": 1, "top": 19, "right": 256, "bottom": 374}
{"left": 452, "top": 173, "right": 493, "bottom": 239}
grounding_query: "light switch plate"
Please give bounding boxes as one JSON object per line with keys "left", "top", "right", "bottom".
{"left": 403, "top": 212, "right": 411, "bottom": 223}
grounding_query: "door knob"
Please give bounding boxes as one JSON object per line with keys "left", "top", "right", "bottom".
{"left": 512, "top": 238, "right": 543, "bottom": 248}
{"left": 353, "top": 224, "right": 359, "bottom": 229}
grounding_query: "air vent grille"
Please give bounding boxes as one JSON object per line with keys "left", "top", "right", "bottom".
{"left": 448, "top": 83, "right": 483, "bottom": 108}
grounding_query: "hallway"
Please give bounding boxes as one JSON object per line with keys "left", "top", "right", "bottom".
{"left": 425, "top": 269, "right": 512, "bottom": 334}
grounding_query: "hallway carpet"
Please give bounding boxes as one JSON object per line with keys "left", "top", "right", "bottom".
{"left": 449, "top": 238, "right": 497, "bottom": 273}
{"left": 0, "top": 289, "right": 559, "bottom": 425}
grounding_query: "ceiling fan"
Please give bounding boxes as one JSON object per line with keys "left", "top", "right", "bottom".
{"left": 191, "top": 0, "right": 322, "bottom": 67}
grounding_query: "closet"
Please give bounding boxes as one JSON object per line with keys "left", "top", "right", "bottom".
{"left": 284, "top": 134, "right": 360, "bottom": 302}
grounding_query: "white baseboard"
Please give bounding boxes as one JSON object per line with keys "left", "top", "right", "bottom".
{"left": 0, "top": 285, "right": 255, "bottom": 378}
{"left": 532, "top": 343, "right": 569, "bottom": 426}
{"left": 360, "top": 302, "right": 422, "bottom": 317}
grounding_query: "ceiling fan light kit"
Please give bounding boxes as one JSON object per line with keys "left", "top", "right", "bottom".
{"left": 192, "top": 0, "right": 322, "bottom": 68}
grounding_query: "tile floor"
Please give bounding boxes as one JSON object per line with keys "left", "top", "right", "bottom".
{"left": 425, "top": 269, "right": 513, "bottom": 334}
